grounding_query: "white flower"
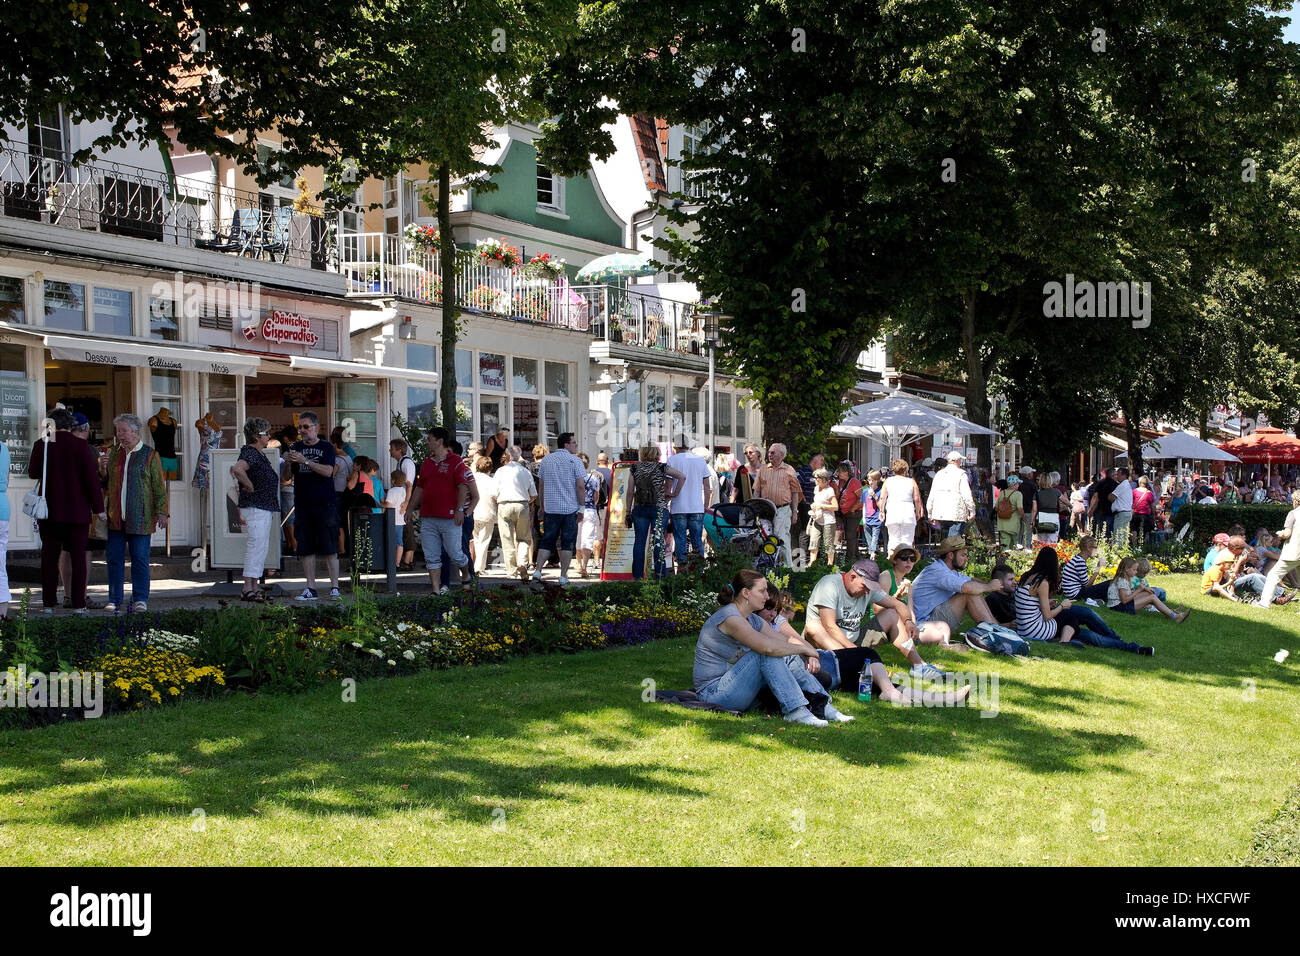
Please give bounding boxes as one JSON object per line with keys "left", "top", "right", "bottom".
{"left": 369, "top": 648, "right": 383, "bottom": 657}
{"left": 387, "top": 660, "right": 396, "bottom": 667}
{"left": 403, "top": 650, "right": 415, "bottom": 661}
{"left": 396, "top": 622, "right": 410, "bottom": 632}
{"left": 351, "top": 641, "right": 362, "bottom": 648}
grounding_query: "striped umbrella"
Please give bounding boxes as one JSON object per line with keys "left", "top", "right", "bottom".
{"left": 575, "top": 253, "right": 659, "bottom": 284}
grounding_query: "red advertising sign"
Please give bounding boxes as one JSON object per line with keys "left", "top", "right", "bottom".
{"left": 260, "top": 310, "right": 320, "bottom": 348}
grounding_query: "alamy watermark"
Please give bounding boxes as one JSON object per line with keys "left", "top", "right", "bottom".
{"left": 150, "top": 271, "right": 261, "bottom": 320}
{"left": 890, "top": 670, "right": 1000, "bottom": 717}
{"left": 1, "top": 667, "right": 105, "bottom": 718}
{"left": 1042, "top": 274, "right": 1151, "bottom": 328}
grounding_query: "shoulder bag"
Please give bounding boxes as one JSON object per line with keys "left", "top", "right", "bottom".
{"left": 22, "top": 436, "right": 49, "bottom": 520}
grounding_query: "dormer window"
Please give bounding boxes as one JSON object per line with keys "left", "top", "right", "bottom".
{"left": 536, "top": 163, "right": 565, "bottom": 215}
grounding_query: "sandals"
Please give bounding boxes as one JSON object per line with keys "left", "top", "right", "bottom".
{"left": 241, "top": 590, "right": 267, "bottom": 603}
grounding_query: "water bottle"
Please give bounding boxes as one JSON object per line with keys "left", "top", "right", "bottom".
{"left": 857, "top": 669, "right": 872, "bottom": 703}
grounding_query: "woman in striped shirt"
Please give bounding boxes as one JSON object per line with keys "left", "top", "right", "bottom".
{"left": 1017, "top": 547, "right": 1152, "bottom": 654}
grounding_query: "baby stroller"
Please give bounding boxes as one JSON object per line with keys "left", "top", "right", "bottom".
{"left": 705, "top": 498, "right": 782, "bottom": 571}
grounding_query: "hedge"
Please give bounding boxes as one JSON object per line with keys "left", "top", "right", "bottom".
{"left": 1171, "top": 503, "right": 1292, "bottom": 548}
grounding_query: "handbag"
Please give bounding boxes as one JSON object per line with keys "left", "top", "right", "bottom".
{"left": 22, "top": 436, "right": 49, "bottom": 520}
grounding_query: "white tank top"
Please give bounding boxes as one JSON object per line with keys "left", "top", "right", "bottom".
{"left": 883, "top": 475, "right": 914, "bottom": 516}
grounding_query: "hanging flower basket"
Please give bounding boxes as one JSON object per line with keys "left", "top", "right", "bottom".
{"left": 476, "top": 237, "right": 520, "bottom": 269}
{"left": 403, "top": 222, "right": 439, "bottom": 253}
{"left": 524, "top": 253, "right": 566, "bottom": 282}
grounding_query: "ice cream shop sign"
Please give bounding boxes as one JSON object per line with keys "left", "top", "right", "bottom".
{"left": 243, "top": 310, "right": 320, "bottom": 349}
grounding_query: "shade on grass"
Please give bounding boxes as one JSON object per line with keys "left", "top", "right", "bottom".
{"left": 0, "top": 578, "right": 1296, "bottom": 865}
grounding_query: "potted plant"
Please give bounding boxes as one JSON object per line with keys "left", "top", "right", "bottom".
{"left": 403, "top": 222, "right": 439, "bottom": 253}
{"left": 609, "top": 316, "right": 623, "bottom": 343}
{"left": 475, "top": 237, "right": 520, "bottom": 269}
{"left": 523, "top": 252, "right": 566, "bottom": 281}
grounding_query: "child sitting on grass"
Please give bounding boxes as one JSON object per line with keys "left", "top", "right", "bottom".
{"left": 1109, "top": 556, "right": 1190, "bottom": 622}
{"left": 1132, "top": 557, "right": 1167, "bottom": 605}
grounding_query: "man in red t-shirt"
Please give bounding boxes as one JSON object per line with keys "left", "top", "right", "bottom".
{"left": 409, "top": 426, "right": 478, "bottom": 594}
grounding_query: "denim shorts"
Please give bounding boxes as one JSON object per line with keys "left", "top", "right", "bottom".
{"left": 539, "top": 511, "right": 579, "bottom": 553}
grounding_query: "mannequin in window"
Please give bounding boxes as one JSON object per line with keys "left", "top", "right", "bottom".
{"left": 149, "top": 407, "right": 179, "bottom": 480}
{"left": 192, "top": 411, "right": 223, "bottom": 490}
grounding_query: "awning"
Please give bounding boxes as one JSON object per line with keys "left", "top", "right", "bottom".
{"left": 287, "top": 355, "right": 440, "bottom": 384}
{"left": 43, "top": 334, "right": 262, "bottom": 377}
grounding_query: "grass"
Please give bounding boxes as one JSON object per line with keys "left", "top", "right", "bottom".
{"left": 0, "top": 576, "right": 1296, "bottom": 865}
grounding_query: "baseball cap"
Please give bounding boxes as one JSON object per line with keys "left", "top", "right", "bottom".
{"left": 1020, "top": 465, "right": 1036, "bottom": 476}
{"left": 1212, "top": 532, "right": 1230, "bottom": 545}
{"left": 946, "top": 451, "right": 966, "bottom": 462}
{"left": 851, "top": 558, "right": 880, "bottom": 581}
{"left": 72, "top": 413, "right": 90, "bottom": 428}
{"left": 1007, "top": 475, "right": 1022, "bottom": 486}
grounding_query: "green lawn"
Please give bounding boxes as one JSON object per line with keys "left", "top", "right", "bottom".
{"left": 1, "top": 577, "right": 1296, "bottom": 865}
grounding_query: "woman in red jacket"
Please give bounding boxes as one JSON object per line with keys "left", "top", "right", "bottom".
{"left": 832, "top": 461, "right": 863, "bottom": 568}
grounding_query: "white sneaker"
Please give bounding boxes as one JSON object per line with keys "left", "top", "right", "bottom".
{"left": 295, "top": 588, "right": 318, "bottom": 602}
{"left": 1085, "top": 598, "right": 1101, "bottom": 607}
{"left": 531, "top": 569, "right": 543, "bottom": 582}
{"left": 130, "top": 601, "right": 148, "bottom": 614}
{"left": 558, "top": 576, "right": 569, "bottom": 586}
{"left": 784, "top": 706, "right": 828, "bottom": 727}
{"left": 329, "top": 587, "right": 342, "bottom": 600}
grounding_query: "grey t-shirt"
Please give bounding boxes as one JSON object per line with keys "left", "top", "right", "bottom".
{"left": 694, "top": 603, "right": 767, "bottom": 689}
{"left": 804, "top": 572, "right": 890, "bottom": 647}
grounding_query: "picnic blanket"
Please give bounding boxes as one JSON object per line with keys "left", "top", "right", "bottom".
{"left": 654, "top": 689, "right": 745, "bottom": 717}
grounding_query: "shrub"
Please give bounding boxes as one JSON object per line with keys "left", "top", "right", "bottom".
{"left": 90, "top": 647, "right": 225, "bottom": 711}
{"left": 1172, "top": 503, "right": 1292, "bottom": 548}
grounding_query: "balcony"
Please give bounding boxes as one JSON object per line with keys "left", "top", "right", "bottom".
{"left": 340, "top": 232, "right": 707, "bottom": 359}
{"left": 0, "top": 142, "right": 341, "bottom": 295}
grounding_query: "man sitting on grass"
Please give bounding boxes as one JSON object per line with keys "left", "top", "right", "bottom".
{"left": 985, "top": 564, "right": 1018, "bottom": 625}
{"left": 802, "top": 558, "right": 952, "bottom": 682}
{"left": 909, "top": 536, "right": 1002, "bottom": 641}
{"left": 1202, "top": 535, "right": 1282, "bottom": 604}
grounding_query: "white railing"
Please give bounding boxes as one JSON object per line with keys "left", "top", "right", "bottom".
{"left": 339, "top": 232, "right": 707, "bottom": 354}
{"left": 0, "top": 141, "right": 333, "bottom": 269}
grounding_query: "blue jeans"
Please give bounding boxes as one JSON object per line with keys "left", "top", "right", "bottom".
{"left": 671, "top": 512, "right": 705, "bottom": 565}
{"left": 440, "top": 516, "right": 475, "bottom": 587}
{"left": 423, "top": 517, "right": 467, "bottom": 572}
{"left": 107, "top": 529, "right": 151, "bottom": 607}
{"left": 632, "top": 505, "right": 668, "bottom": 579}
{"left": 863, "top": 523, "right": 881, "bottom": 555}
{"left": 1234, "top": 572, "right": 1266, "bottom": 596}
{"left": 947, "top": 522, "right": 965, "bottom": 538}
{"left": 1057, "top": 605, "right": 1141, "bottom": 652}
{"left": 697, "top": 650, "right": 823, "bottom": 714}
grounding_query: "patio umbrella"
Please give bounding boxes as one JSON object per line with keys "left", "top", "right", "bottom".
{"left": 575, "top": 253, "right": 659, "bottom": 284}
{"left": 1116, "top": 430, "right": 1240, "bottom": 463}
{"left": 832, "top": 395, "right": 999, "bottom": 457}
{"left": 1218, "top": 427, "right": 1300, "bottom": 480}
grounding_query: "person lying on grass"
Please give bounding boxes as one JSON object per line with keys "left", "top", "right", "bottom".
{"left": 693, "top": 569, "right": 851, "bottom": 727}
{"left": 801, "top": 558, "right": 957, "bottom": 684}
{"left": 1016, "top": 547, "right": 1154, "bottom": 655}
{"left": 760, "top": 589, "right": 969, "bottom": 708}
{"left": 1108, "top": 556, "right": 1190, "bottom": 621}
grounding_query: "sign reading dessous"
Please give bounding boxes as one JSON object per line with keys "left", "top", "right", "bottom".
{"left": 259, "top": 310, "right": 320, "bottom": 348}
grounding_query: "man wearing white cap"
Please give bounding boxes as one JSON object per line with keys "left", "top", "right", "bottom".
{"left": 927, "top": 451, "right": 976, "bottom": 539}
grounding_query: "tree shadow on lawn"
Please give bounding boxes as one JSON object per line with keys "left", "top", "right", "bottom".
{"left": 0, "top": 644, "right": 1150, "bottom": 833}
{"left": 999, "top": 598, "right": 1300, "bottom": 692}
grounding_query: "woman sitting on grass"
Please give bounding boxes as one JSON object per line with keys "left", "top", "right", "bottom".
{"left": 757, "top": 589, "right": 970, "bottom": 709}
{"left": 1015, "top": 547, "right": 1154, "bottom": 655}
{"left": 1108, "top": 556, "right": 1190, "bottom": 623}
{"left": 694, "top": 569, "right": 847, "bottom": 726}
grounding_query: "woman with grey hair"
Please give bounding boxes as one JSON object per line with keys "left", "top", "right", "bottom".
{"left": 230, "top": 417, "right": 279, "bottom": 600}
{"left": 100, "top": 412, "right": 167, "bottom": 613}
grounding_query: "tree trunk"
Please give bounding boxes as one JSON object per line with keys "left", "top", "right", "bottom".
{"left": 960, "top": 291, "right": 992, "bottom": 472}
{"left": 1120, "top": 400, "right": 1144, "bottom": 478}
{"left": 437, "top": 162, "right": 458, "bottom": 435}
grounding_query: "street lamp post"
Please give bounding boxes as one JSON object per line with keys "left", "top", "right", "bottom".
{"left": 701, "top": 311, "right": 728, "bottom": 458}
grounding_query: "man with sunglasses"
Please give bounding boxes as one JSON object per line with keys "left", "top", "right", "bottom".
{"left": 285, "top": 412, "right": 340, "bottom": 601}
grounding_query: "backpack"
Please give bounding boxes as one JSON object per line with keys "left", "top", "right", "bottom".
{"left": 633, "top": 464, "right": 661, "bottom": 507}
{"left": 967, "top": 621, "right": 1031, "bottom": 656}
{"left": 996, "top": 491, "right": 1015, "bottom": 520}
{"left": 590, "top": 471, "right": 608, "bottom": 510}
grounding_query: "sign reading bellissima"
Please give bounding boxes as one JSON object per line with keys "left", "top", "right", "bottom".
{"left": 258, "top": 309, "right": 320, "bottom": 348}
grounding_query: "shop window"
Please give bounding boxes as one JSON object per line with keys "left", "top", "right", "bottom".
{"left": 148, "top": 297, "right": 180, "bottom": 342}
{"left": 335, "top": 380, "right": 379, "bottom": 460}
{"left": 93, "top": 287, "right": 133, "bottom": 336}
{"left": 207, "top": 374, "right": 238, "bottom": 450}
{"left": 544, "top": 400, "right": 568, "bottom": 446}
{"left": 150, "top": 369, "right": 183, "bottom": 476}
{"left": 456, "top": 390, "right": 473, "bottom": 448}
{"left": 512, "top": 397, "right": 539, "bottom": 451}
{"left": 455, "top": 348, "right": 472, "bottom": 388}
{"left": 714, "top": 390, "right": 732, "bottom": 437}
{"left": 406, "top": 344, "right": 438, "bottom": 425}
{"left": 0, "top": 343, "right": 36, "bottom": 474}
{"left": 611, "top": 379, "right": 642, "bottom": 449}
{"left": 0, "top": 275, "right": 25, "bottom": 324}
{"left": 512, "top": 356, "right": 538, "bottom": 394}
{"left": 735, "top": 394, "right": 747, "bottom": 438}
{"left": 479, "top": 352, "right": 506, "bottom": 391}
{"left": 646, "top": 384, "right": 667, "bottom": 441}
{"left": 672, "top": 386, "right": 701, "bottom": 444}
{"left": 544, "top": 361, "right": 569, "bottom": 399}
{"left": 43, "top": 280, "right": 85, "bottom": 331}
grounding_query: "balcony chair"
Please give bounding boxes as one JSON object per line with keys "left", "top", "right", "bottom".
{"left": 251, "top": 206, "right": 294, "bottom": 262}
{"left": 195, "top": 207, "right": 262, "bottom": 255}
